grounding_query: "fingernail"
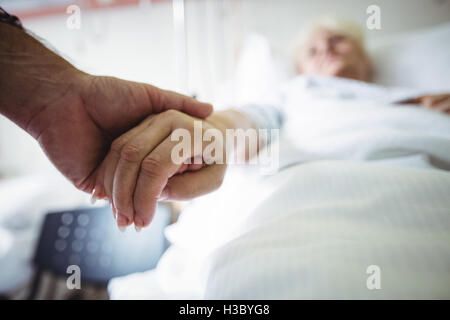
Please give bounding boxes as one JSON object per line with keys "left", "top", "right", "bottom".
{"left": 95, "top": 185, "right": 106, "bottom": 199}
{"left": 117, "top": 214, "right": 129, "bottom": 227}
{"left": 90, "top": 188, "right": 98, "bottom": 204}
{"left": 134, "top": 216, "right": 145, "bottom": 230}
{"left": 90, "top": 195, "right": 98, "bottom": 205}
{"left": 111, "top": 204, "right": 117, "bottom": 219}
{"left": 118, "top": 226, "right": 127, "bottom": 233}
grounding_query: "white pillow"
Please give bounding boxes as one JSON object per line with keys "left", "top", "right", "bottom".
{"left": 369, "top": 22, "right": 450, "bottom": 91}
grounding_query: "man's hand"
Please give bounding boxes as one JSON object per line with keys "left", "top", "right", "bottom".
{"left": 29, "top": 74, "right": 213, "bottom": 195}
{"left": 0, "top": 21, "right": 213, "bottom": 196}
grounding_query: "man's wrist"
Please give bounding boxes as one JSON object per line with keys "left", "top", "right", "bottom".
{"left": 0, "top": 21, "right": 89, "bottom": 137}
{"left": 24, "top": 69, "right": 90, "bottom": 139}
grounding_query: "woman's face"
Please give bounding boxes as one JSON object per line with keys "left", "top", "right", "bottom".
{"left": 296, "top": 28, "right": 372, "bottom": 82}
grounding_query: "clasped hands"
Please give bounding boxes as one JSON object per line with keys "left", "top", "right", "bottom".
{"left": 32, "top": 74, "right": 228, "bottom": 232}
{"left": 92, "top": 104, "right": 229, "bottom": 232}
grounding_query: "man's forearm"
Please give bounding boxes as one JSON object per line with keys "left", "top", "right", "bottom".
{"left": 0, "top": 22, "right": 86, "bottom": 136}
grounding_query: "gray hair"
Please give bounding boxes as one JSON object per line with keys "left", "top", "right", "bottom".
{"left": 294, "top": 16, "right": 366, "bottom": 49}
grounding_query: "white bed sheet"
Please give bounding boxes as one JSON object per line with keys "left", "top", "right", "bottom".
{"left": 205, "top": 160, "right": 450, "bottom": 299}
{"left": 110, "top": 158, "right": 450, "bottom": 299}
{"left": 109, "top": 84, "right": 450, "bottom": 299}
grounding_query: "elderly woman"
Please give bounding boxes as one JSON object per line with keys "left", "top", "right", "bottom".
{"left": 293, "top": 17, "right": 450, "bottom": 109}
{"left": 294, "top": 18, "right": 373, "bottom": 81}
{"left": 93, "top": 17, "right": 450, "bottom": 232}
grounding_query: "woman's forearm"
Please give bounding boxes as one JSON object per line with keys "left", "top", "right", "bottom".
{"left": 0, "top": 22, "right": 86, "bottom": 134}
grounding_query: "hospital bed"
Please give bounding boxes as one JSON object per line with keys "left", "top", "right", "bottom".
{"left": 108, "top": 21, "right": 450, "bottom": 299}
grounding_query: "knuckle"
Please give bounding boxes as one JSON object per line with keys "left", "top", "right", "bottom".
{"left": 164, "top": 109, "right": 191, "bottom": 125}
{"left": 161, "top": 109, "right": 181, "bottom": 119}
{"left": 120, "top": 143, "right": 141, "bottom": 163}
{"left": 160, "top": 110, "right": 197, "bottom": 136}
{"left": 140, "top": 155, "right": 164, "bottom": 178}
{"left": 177, "top": 117, "right": 196, "bottom": 135}
{"left": 111, "top": 137, "right": 126, "bottom": 156}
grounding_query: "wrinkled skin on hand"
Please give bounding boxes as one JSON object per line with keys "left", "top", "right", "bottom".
{"left": 30, "top": 75, "right": 213, "bottom": 194}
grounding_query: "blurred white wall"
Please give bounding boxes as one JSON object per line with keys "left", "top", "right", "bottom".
{"left": 1, "top": 0, "right": 449, "bottom": 178}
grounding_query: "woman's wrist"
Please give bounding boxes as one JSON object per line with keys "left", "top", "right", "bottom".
{"left": 205, "top": 109, "right": 261, "bottom": 162}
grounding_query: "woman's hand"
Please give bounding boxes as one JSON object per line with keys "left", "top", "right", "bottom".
{"left": 419, "top": 94, "right": 450, "bottom": 114}
{"left": 94, "top": 109, "right": 228, "bottom": 231}
{"left": 403, "top": 93, "right": 450, "bottom": 115}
